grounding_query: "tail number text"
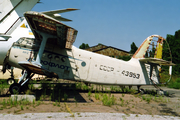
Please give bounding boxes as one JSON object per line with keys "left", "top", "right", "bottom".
{"left": 122, "top": 70, "right": 140, "bottom": 79}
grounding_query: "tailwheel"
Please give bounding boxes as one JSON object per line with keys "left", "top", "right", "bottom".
{"left": 9, "top": 83, "right": 20, "bottom": 94}
{"left": 137, "top": 86, "right": 146, "bottom": 94}
{"left": 139, "top": 88, "right": 145, "bottom": 94}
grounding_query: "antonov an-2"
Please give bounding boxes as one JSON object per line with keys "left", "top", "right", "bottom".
{"left": 3, "top": 9, "right": 174, "bottom": 94}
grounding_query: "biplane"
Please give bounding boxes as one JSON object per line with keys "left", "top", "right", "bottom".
{"left": 3, "top": 10, "right": 174, "bottom": 94}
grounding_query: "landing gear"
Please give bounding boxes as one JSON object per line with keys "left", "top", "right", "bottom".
{"left": 9, "top": 70, "right": 34, "bottom": 94}
{"left": 9, "top": 83, "right": 20, "bottom": 94}
{"left": 7, "top": 67, "right": 15, "bottom": 85}
{"left": 3, "top": 66, "right": 15, "bottom": 85}
{"left": 137, "top": 85, "right": 145, "bottom": 94}
{"left": 7, "top": 78, "right": 15, "bottom": 85}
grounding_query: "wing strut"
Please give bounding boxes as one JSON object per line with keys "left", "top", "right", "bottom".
{"left": 15, "top": 31, "right": 58, "bottom": 93}
{"left": 149, "top": 64, "right": 163, "bottom": 91}
{"left": 34, "top": 30, "right": 57, "bottom": 65}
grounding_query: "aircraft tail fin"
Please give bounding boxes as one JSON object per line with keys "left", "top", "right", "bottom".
{"left": 135, "top": 35, "right": 174, "bottom": 83}
{"left": 132, "top": 35, "right": 165, "bottom": 59}
{"left": 0, "top": 0, "right": 39, "bottom": 35}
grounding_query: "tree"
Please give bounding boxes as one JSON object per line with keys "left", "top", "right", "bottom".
{"left": 118, "top": 55, "right": 131, "bottom": 61}
{"left": 163, "top": 30, "right": 180, "bottom": 75}
{"left": 129, "top": 42, "right": 138, "bottom": 54}
{"left": 79, "top": 43, "right": 89, "bottom": 49}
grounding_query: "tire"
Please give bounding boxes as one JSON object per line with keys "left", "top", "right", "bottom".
{"left": 7, "top": 78, "right": 15, "bottom": 85}
{"left": 9, "top": 83, "right": 20, "bottom": 94}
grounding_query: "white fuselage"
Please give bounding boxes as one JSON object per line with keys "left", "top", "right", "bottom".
{"left": 7, "top": 39, "right": 160, "bottom": 86}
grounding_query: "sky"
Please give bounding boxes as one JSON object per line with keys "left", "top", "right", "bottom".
{"left": 32, "top": 0, "right": 180, "bottom": 51}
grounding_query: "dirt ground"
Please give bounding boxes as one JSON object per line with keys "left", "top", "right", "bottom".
{"left": 0, "top": 83, "right": 180, "bottom": 117}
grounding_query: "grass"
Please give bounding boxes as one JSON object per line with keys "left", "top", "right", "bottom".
{"left": 102, "top": 94, "right": 116, "bottom": 106}
{"left": 0, "top": 79, "right": 11, "bottom": 95}
{"left": 159, "top": 72, "right": 180, "bottom": 89}
{"left": 95, "top": 92, "right": 100, "bottom": 100}
{"left": 168, "top": 77, "right": 180, "bottom": 89}
{"left": 0, "top": 78, "right": 174, "bottom": 114}
{"left": 88, "top": 91, "right": 91, "bottom": 100}
{"left": 0, "top": 97, "right": 32, "bottom": 110}
{"left": 119, "top": 97, "right": 125, "bottom": 106}
{"left": 64, "top": 93, "right": 68, "bottom": 101}
{"left": 21, "top": 105, "right": 23, "bottom": 110}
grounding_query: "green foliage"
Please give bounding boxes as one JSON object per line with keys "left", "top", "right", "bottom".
{"left": 95, "top": 93, "right": 100, "bottom": 100}
{"left": 75, "top": 82, "right": 82, "bottom": 89}
{"left": 141, "top": 95, "right": 152, "bottom": 103}
{"left": 163, "top": 30, "right": 180, "bottom": 75}
{"left": 129, "top": 42, "right": 138, "bottom": 54}
{"left": 0, "top": 79, "right": 10, "bottom": 95}
{"left": 149, "top": 47, "right": 156, "bottom": 58}
{"left": 64, "top": 93, "right": 68, "bottom": 101}
{"left": 168, "top": 78, "right": 180, "bottom": 89}
{"left": 88, "top": 91, "right": 91, "bottom": 97}
{"left": 102, "top": 94, "right": 116, "bottom": 106}
{"left": 119, "top": 97, "right": 124, "bottom": 106}
{"left": 79, "top": 43, "right": 89, "bottom": 49}
{"left": 21, "top": 105, "right": 24, "bottom": 110}
{"left": 118, "top": 55, "right": 131, "bottom": 61}
{"left": 82, "top": 84, "right": 89, "bottom": 90}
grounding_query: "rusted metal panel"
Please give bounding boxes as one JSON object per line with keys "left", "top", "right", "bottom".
{"left": 133, "top": 35, "right": 166, "bottom": 59}
{"left": 24, "top": 11, "right": 78, "bottom": 49}
{"left": 65, "top": 28, "right": 77, "bottom": 49}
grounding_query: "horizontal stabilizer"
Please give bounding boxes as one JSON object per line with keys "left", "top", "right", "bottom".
{"left": 41, "top": 8, "right": 79, "bottom": 21}
{"left": 18, "top": 61, "right": 58, "bottom": 78}
{"left": 139, "top": 58, "right": 175, "bottom": 66}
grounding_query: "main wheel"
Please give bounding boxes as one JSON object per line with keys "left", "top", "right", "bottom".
{"left": 9, "top": 83, "right": 20, "bottom": 94}
{"left": 7, "top": 78, "right": 15, "bottom": 85}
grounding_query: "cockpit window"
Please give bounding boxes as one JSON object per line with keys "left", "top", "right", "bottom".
{"left": 14, "top": 37, "right": 39, "bottom": 49}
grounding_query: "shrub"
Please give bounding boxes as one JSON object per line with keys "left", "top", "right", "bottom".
{"left": 95, "top": 93, "right": 100, "bottom": 100}
{"left": 102, "top": 94, "right": 116, "bottom": 106}
{"left": 168, "top": 78, "right": 180, "bottom": 89}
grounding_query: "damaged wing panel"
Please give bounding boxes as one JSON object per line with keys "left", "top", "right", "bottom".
{"left": 24, "top": 11, "right": 78, "bottom": 49}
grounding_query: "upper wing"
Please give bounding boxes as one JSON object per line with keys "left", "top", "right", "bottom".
{"left": 139, "top": 58, "right": 175, "bottom": 66}
{"left": 24, "top": 10, "right": 78, "bottom": 49}
{"left": 41, "top": 8, "right": 79, "bottom": 21}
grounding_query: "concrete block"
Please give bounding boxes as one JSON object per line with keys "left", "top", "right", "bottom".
{"left": 11, "top": 95, "right": 36, "bottom": 102}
